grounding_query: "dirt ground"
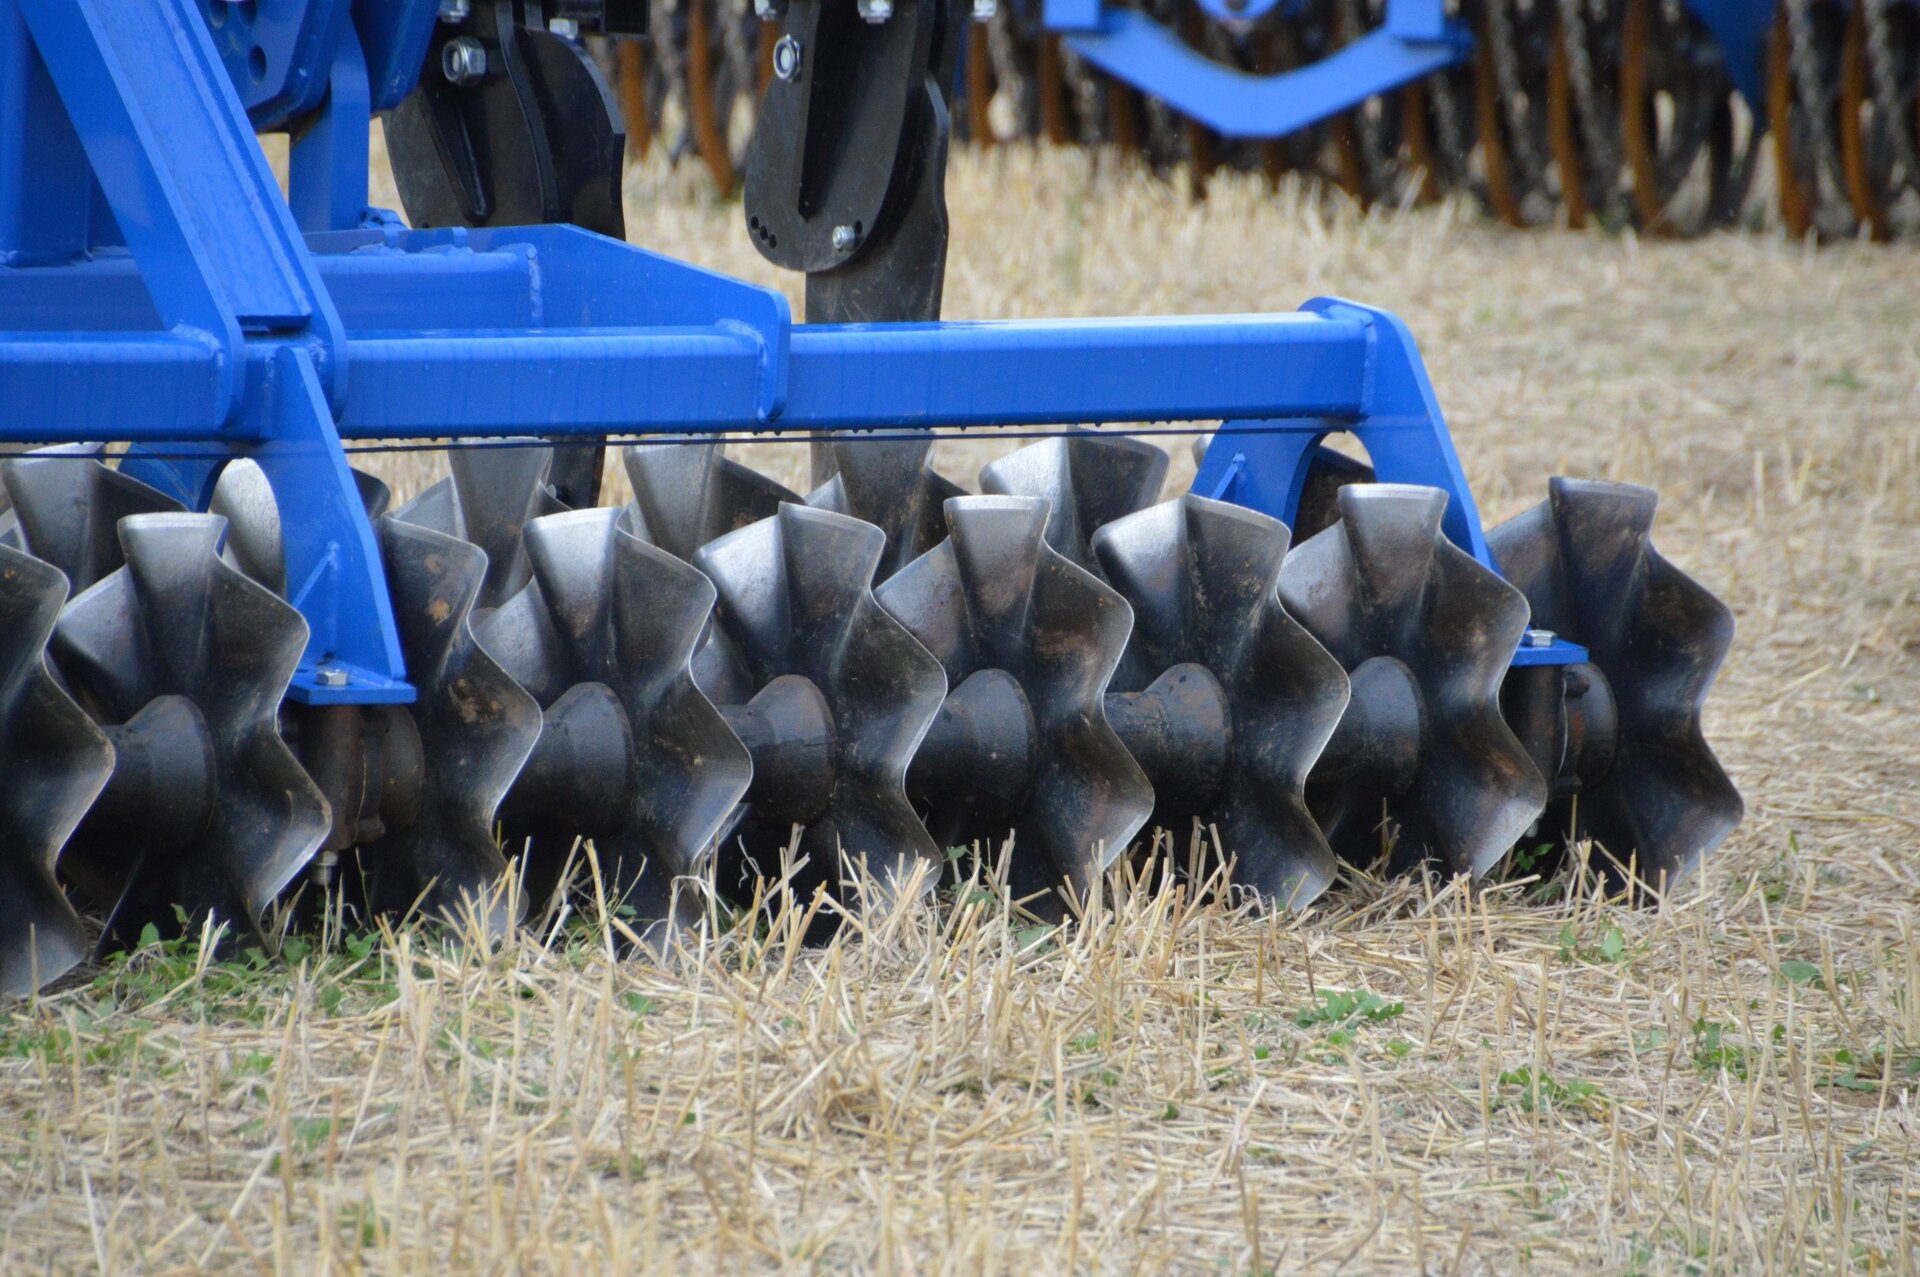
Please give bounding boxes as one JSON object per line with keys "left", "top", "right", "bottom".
{"left": 2, "top": 147, "right": 1917, "bottom": 1274}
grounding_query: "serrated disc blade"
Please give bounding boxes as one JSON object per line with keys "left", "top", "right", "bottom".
{"left": 392, "top": 442, "right": 567, "bottom": 611}
{"left": 391, "top": 475, "right": 462, "bottom": 538}
{"left": 1488, "top": 478, "right": 1742, "bottom": 884}
{"left": 979, "top": 435, "right": 1169, "bottom": 571}
{"left": 696, "top": 504, "right": 947, "bottom": 906}
{"left": 880, "top": 496, "right": 1152, "bottom": 906}
{"left": 1282, "top": 485, "right": 1547, "bottom": 878}
{"left": 0, "top": 445, "right": 182, "bottom": 594}
{"left": 354, "top": 516, "right": 544, "bottom": 931}
{"left": 1292, "top": 446, "right": 1376, "bottom": 543}
{"left": 0, "top": 545, "right": 114, "bottom": 995}
{"left": 53, "top": 513, "right": 330, "bottom": 954}
{"left": 1094, "top": 495, "right": 1348, "bottom": 907}
{"left": 622, "top": 442, "right": 798, "bottom": 562}
{"left": 452, "top": 444, "right": 572, "bottom": 610}
{"left": 481, "top": 509, "right": 751, "bottom": 939}
{"left": 804, "top": 436, "right": 966, "bottom": 581}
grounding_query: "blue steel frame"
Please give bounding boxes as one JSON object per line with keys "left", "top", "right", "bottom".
{"left": 1046, "top": 0, "right": 1472, "bottom": 140}
{"left": 0, "top": 0, "right": 1585, "bottom": 710}
{"left": 1686, "top": 0, "right": 1775, "bottom": 110}
{"left": 1037, "top": 0, "right": 1779, "bottom": 141}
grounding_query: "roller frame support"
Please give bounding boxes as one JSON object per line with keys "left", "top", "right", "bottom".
{"left": 1686, "top": 0, "right": 1782, "bottom": 111}
{"left": 1035, "top": 0, "right": 1778, "bottom": 141}
{"left": 1046, "top": 0, "right": 1473, "bottom": 140}
{"left": 1, "top": 0, "right": 1580, "bottom": 717}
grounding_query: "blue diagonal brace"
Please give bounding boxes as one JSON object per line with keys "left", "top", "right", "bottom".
{"left": 120, "top": 344, "right": 410, "bottom": 704}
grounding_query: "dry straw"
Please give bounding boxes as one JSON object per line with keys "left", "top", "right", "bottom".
{"left": 1, "top": 144, "right": 1916, "bottom": 1275}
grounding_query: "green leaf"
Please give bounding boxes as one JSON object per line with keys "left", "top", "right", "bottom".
{"left": 621, "top": 993, "right": 658, "bottom": 1017}
{"left": 1013, "top": 925, "right": 1055, "bottom": 952}
{"left": 1160, "top": 1102, "right": 1179, "bottom": 1121}
{"left": 293, "top": 1117, "right": 336, "bottom": 1151}
{"left": 1823, "top": 1071, "right": 1877, "bottom": 1093}
{"left": 1778, "top": 960, "right": 1821, "bottom": 986}
{"left": 1599, "top": 929, "right": 1625, "bottom": 962}
{"left": 138, "top": 923, "right": 161, "bottom": 951}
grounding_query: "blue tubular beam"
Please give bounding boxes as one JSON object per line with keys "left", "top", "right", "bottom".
{"left": 0, "top": 332, "right": 223, "bottom": 436}
{"left": 341, "top": 328, "right": 775, "bottom": 436}
{"left": 330, "top": 312, "right": 1365, "bottom": 437}
{"left": 775, "top": 314, "right": 1366, "bottom": 428}
{"left": 1060, "top": 9, "right": 1469, "bottom": 140}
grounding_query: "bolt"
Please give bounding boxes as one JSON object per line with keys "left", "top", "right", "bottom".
{"left": 315, "top": 666, "right": 350, "bottom": 688}
{"left": 971, "top": 0, "right": 995, "bottom": 18}
{"left": 547, "top": 16, "right": 580, "bottom": 38}
{"left": 831, "top": 224, "right": 859, "bottom": 252}
{"left": 439, "top": 0, "right": 472, "bottom": 20}
{"left": 772, "top": 34, "right": 802, "bottom": 80}
{"left": 857, "top": 0, "right": 892, "bottom": 20}
{"left": 310, "top": 849, "right": 339, "bottom": 889}
{"left": 1524, "top": 628, "right": 1557, "bottom": 648}
{"left": 442, "top": 35, "right": 487, "bottom": 84}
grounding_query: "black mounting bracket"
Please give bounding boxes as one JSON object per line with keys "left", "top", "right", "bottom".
{"left": 385, "top": 0, "right": 633, "bottom": 506}
{"left": 742, "top": 0, "right": 963, "bottom": 325}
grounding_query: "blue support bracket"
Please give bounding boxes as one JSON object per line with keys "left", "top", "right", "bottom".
{"left": 287, "top": 23, "right": 371, "bottom": 234}
{"left": 1050, "top": 0, "right": 1471, "bottom": 140}
{"left": 1194, "top": 296, "right": 1491, "bottom": 566}
{"left": 118, "top": 345, "right": 409, "bottom": 704}
{"left": 1510, "top": 636, "right": 1589, "bottom": 668}
{"left": 1685, "top": 0, "right": 1774, "bottom": 111}
{"left": 9, "top": 0, "right": 398, "bottom": 699}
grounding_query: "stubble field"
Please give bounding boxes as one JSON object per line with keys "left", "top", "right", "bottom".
{"left": 2, "top": 146, "right": 1917, "bottom": 1274}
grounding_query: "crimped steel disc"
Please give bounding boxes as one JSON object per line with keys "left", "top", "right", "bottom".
{"left": 880, "top": 496, "right": 1152, "bottom": 908}
{"left": 394, "top": 441, "right": 568, "bottom": 610}
{"left": 622, "top": 442, "right": 798, "bottom": 563}
{"left": 0, "top": 445, "right": 182, "bottom": 594}
{"left": 1488, "top": 477, "right": 1742, "bottom": 886}
{"left": 979, "top": 434, "right": 1169, "bottom": 570}
{"left": 1095, "top": 495, "right": 1350, "bottom": 907}
{"left": 1281, "top": 485, "right": 1547, "bottom": 878}
{"left": 351, "top": 517, "right": 544, "bottom": 931}
{"left": 0, "top": 545, "right": 114, "bottom": 995}
{"left": 482, "top": 508, "right": 752, "bottom": 945}
{"left": 695, "top": 503, "right": 948, "bottom": 910}
{"left": 806, "top": 436, "right": 966, "bottom": 581}
{"left": 53, "top": 514, "right": 331, "bottom": 955}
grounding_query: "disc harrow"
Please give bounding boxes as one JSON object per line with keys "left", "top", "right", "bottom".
{"left": 609, "top": 0, "right": 1920, "bottom": 239}
{"left": 0, "top": 0, "right": 1743, "bottom": 994}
